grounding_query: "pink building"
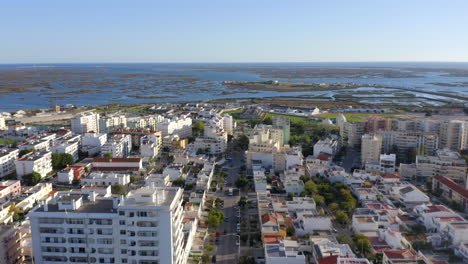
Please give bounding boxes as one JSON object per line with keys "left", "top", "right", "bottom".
{"left": 0, "top": 180, "right": 21, "bottom": 203}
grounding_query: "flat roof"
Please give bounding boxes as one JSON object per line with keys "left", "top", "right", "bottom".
{"left": 35, "top": 197, "right": 115, "bottom": 214}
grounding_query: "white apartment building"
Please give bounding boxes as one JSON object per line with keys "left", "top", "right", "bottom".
{"left": 71, "top": 112, "right": 100, "bottom": 134}
{"left": 51, "top": 140, "right": 80, "bottom": 162}
{"left": 98, "top": 114, "right": 127, "bottom": 133}
{"left": 222, "top": 114, "right": 234, "bottom": 135}
{"left": 247, "top": 125, "right": 284, "bottom": 152}
{"left": 158, "top": 116, "right": 192, "bottom": 138}
{"left": 313, "top": 137, "right": 339, "bottom": 157}
{"left": 16, "top": 183, "right": 53, "bottom": 212}
{"left": 272, "top": 115, "right": 291, "bottom": 145}
{"left": 341, "top": 121, "right": 366, "bottom": 146}
{"left": 377, "top": 130, "right": 439, "bottom": 158}
{"left": 416, "top": 149, "right": 467, "bottom": 184}
{"left": 0, "top": 117, "right": 5, "bottom": 130}
{"left": 437, "top": 120, "right": 468, "bottom": 151}
{"left": 140, "top": 134, "right": 162, "bottom": 158}
{"left": 127, "top": 115, "right": 163, "bottom": 131}
{"left": 361, "top": 134, "right": 382, "bottom": 165}
{"left": 379, "top": 154, "right": 396, "bottom": 173}
{"left": 192, "top": 121, "right": 227, "bottom": 155}
{"left": 18, "top": 138, "right": 51, "bottom": 151}
{"left": 15, "top": 151, "right": 53, "bottom": 179}
{"left": 81, "top": 172, "right": 131, "bottom": 186}
{"left": 28, "top": 186, "right": 186, "bottom": 264}
{"left": 0, "top": 148, "right": 19, "bottom": 178}
{"left": 82, "top": 133, "right": 107, "bottom": 156}
{"left": 102, "top": 134, "right": 132, "bottom": 158}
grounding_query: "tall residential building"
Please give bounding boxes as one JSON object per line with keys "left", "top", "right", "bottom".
{"left": 0, "top": 117, "right": 6, "bottom": 130}
{"left": 158, "top": 117, "right": 192, "bottom": 138}
{"left": 0, "top": 149, "right": 19, "bottom": 178}
{"left": 14, "top": 150, "right": 52, "bottom": 179}
{"left": 222, "top": 114, "right": 234, "bottom": 135}
{"left": 140, "top": 134, "right": 162, "bottom": 158}
{"left": 98, "top": 114, "right": 127, "bottom": 133}
{"left": 416, "top": 149, "right": 468, "bottom": 184}
{"left": 126, "top": 115, "right": 163, "bottom": 131}
{"left": 28, "top": 186, "right": 186, "bottom": 264}
{"left": 247, "top": 124, "right": 284, "bottom": 152}
{"left": 0, "top": 225, "right": 23, "bottom": 264}
{"left": 379, "top": 154, "right": 396, "bottom": 173}
{"left": 361, "top": 134, "right": 382, "bottom": 165}
{"left": 365, "top": 116, "right": 392, "bottom": 132}
{"left": 377, "top": 130, "right": 439, "bottom": 158}
{"left": 101, "top": 134, "right": 132, "bottom": 158}
{"left": 71, "top": 112, "right": 100, "bottom": 134}
{"left": 437, "top": 120, "right": 468, "bottom": 151}
{"left": 340, "top": 121, "right": 366, "bottom": 147}
{"left": 272, "top": 115, "right": 291, "bottom": 145}
{"left": 313, "top": 137, "right": 339, "bottom": 157}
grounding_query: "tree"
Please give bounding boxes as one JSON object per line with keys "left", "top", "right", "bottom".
{"left": 263, "top": 116, "right": 272, "bottom": 125}
{"left": 353, "top": 234, "right": 371, "bottom": 254}
{"left": 204, "top": 245, "right": 215, "bottom": 252}
{"left": 337, "top": 234, "right": 354, "bottom": 247}
{"left": 172, "top": 177, "right": 185, "bottom": 187}
{"left": 19, "top": 148, "right": 35, "bottom": 158}
{"left": 233, "top": 135, "right": 249, "bottom": 151}
{"left": 239, "top": 256, "right": 255, "bottom": 264}
{"left": 304, "top": 180, "right": 318, "bottom": 195}
{"left": 328, "top": 202, "right": 339, "bottom": 211}
{"left": 201, "top": 254, "right": 210, "bottom": 264}
{"left": 313, "top": 194, "right": 325, "bottom": 205}
{"left": 207, "top": 209, "right": 225, "bottom": 228}
{"left": 52, "top": 153, "right": 63, "bottom": 169}
{"left": 334, "top": 210, "right": 349, "bottom": 224}
{"left": 286, "top": 226, "right": 295, "bottom": 236}
{"left": 23, "top": 172, "right": 42, "bottom": 186}
{"left": 236, "top": 177, "right": 249, "bottom": 189}
{"left": 130, "top": 175, "right": 137, "bottom": 184}
{"left": 60, "top": 153, "right": 74, "bottom": 167}
{"left": 104, "top": 152, "right": 113, "bottom": 158}
{"left": 192, "top": 121, "right": 205, "bottom": 136}
{"left": 111, "top": 184, "right": 125, "bottom": 195}
{"left": 238, "top": 196, "right": 248, "bottom": 207}
{"left": 71, "top": 179, "right": 81, "bottom": 186}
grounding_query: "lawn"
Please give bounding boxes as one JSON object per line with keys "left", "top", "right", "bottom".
{"left": 263, "top": 112, "right": 311, "bottom": 125}
{"left": 316, "top": 113, "right": 396, "bottom": 122}
{"left": 0, "top": 138, "right": 17, "bottom": 146}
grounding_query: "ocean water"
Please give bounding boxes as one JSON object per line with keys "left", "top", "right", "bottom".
{"left": 1, "top": 62, "right": 468, "bottom": 111}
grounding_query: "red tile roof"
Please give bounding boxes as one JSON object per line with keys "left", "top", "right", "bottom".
{"left": 383, "top": 173, "right": 400, "bottom": 179}
{"left": 434, "top": 176, "right": 468, "bottom": 199}
{"left": 91, "top": 167, "right": 139, "bottom": 172}
{"left": 425, "top": 205, "right": 450, "bottom": 213}
{"left": 382, "top": 249, "right": 415, "bottom": 259}
{"left": 318, "top": 255, "right": 338, "bottom": 264}
{"left": 262, "top": 213, "right": 278, "bottom": 225}
{"left": 317, "top": 153, "right": 331, "bottom": 161}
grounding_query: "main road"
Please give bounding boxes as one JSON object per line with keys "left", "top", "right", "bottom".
{"left": 215, "top": 151, "right": 243, "bottom": 263}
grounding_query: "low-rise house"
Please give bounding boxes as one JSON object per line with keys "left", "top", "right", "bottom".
{"left": 433, "top": 175, "right": 468, "bottom": 212}
{"left": 81, "top": 172, "right": 131, "bottom": 186}
{"left": 163, "top": 164, "right": 184, "bottom": 180}
{"left": 284, "top": 178, "right": 304, "bottom": 196}
{"left": 414, "top": 204, "right": 461, "bottom": 233}
{"left": 378, "top": 227, "right": 411, "bottom": 249}
{"left": 445, "top": 221, "right": 468, "bottom": 246}
{"left": 0, "top": 180, "right": 21, "bottom": 203}
{"left": 145, "top": 174, "right": 171, "bottom": 187}
{"left": 16, "top": 183, "right": 53, "bottom": 211}
{"left": 264, "top": 239, "right": 306, "bottom": 264}
{"left": 390, "top": 183, "right": 430, "bottom": 208}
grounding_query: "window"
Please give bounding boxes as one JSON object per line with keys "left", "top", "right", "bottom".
{"left": 120, "top": 230, "right": 126, "bottom": 235}
{"left": 120, "top": 220, "right": 125, "bottom": 225}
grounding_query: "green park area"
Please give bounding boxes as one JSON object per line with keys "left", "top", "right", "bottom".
{"left": 316, "top": 113, "right": 396, "bottom": 122}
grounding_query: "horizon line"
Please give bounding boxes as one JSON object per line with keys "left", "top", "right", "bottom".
{"left": 2, "top": 60, "right": 468, "bottom": 65}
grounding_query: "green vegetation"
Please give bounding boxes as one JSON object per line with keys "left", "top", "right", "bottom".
{"left": 317, "top": 112, "right": 396, "bottom": 122}
{"left": 236, "top": 177, "right": 249, "bottom": 190}
{"left": 19, "top": 148, "right": 35, "bottom": 158}
{"left": 130, "top": 175, "right": 137, "bottom": 184}
{"left": 111, "top": 184, "right": 126, "bottom": 195}
{"left": 52, "top": 153, "right": 75, "bottom": 170}
{"left": 286, "top": 226, "right": 296, "bottom": 236}
{"left": 0, "top": 138, "right": 18, "bottom": 147}
{"left": 263, "top": 112, "right": 310, "bottom": 124}
{"left": 238, "top": 196, "right": 248, "bottom": 207}
{"left": 172, "top": 177, "right": 185, "bottom": 188}
{"left": 23, "top": 172, "right": 42, "bottom": 186}
{"left": 337, "top": 234, "right": 354, "bottom": 247}
{"left": 353, "top": 234, "right": 371, "bottom": 254}
{"left": 335, "top": 210, "right": 350, "bottom": 224}
{"left": 103, "top": 152, "right": 113, "bottom": 158}
{"left": 232, "top": 135, "right": 249, "bottom": 151}
{"left": 207, "top": 209, "right": 225, "bottom": 228}
{"left": 192, "top": 121, "right": 205, "bottom": 136}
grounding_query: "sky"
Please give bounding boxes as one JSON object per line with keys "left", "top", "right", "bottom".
{"left": 1, "top": 0, "right": 468, "bottom": 63}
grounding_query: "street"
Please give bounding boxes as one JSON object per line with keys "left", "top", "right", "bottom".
{"left": 215, "top": 151, "right": 243, "bottom": 263}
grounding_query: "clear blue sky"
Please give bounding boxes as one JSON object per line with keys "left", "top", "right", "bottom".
{"left": 2, "top": 0, "right": 468, "bottom": 63}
